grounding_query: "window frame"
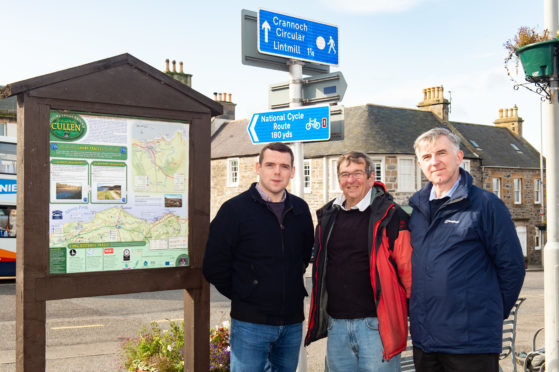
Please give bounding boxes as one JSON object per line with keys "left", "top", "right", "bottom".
{"left": 226, "top": 157, "right": 240, "bottom": 187}
{"left": 514, "top": 178, "right": 522, "bottom": 204}
{"left": 492, "top": 178, "right": 501, "bottom": 198}
{"left": 303, "top": 159, "right": 311, "bottom": 193}
{"left": 397, "top": 156, "right": 416, "bottom": 192}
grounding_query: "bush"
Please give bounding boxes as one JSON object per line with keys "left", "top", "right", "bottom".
{"left": 118, "top": 320, "right": 230, "bottom": 372}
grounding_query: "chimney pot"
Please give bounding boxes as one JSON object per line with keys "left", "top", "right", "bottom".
{"left": 179, "top": 61, "right": 184, "bottom": 74}
{"left": 213, "top": 92, "right": 218, "bottom": 101}
{"left": 172, "top": 60, "right": 176, "bottom": 73}
{"left": 218, "top": 93, "right": 222, "bottom": 101}
{"left": 165, "top": 59, "right": 170, "bottom": 73}
{"left": 228, "top": 93, "right": 232, "bottom": 103}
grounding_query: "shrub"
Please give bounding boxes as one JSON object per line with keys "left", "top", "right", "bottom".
{"left": 118, "top": 320, "right": 230, "bottom": 372}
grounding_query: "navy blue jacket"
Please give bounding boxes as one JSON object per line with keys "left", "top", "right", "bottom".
{"left": 408, "top": 168, "right": 525, "bottom": 354}
{"left": 203, "top": 183, "right": 314, "bottom": 325}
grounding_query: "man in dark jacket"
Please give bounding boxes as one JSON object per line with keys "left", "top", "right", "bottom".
{"left": 409, "top": 128, "right": 525, "bottom": 372}
{"left": 203, "top": 142, "right": 314, "bottom": 372}
{"left": 305, "top": 151, "right": 412, "bottom": 372}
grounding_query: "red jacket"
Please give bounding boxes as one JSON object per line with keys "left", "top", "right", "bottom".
{"left": 305, "top": 182, "right": 412, "bottom": 361}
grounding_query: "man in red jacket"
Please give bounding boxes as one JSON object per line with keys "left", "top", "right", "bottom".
{"left": 305, "top": 151, "right": 412, "bottom": 371}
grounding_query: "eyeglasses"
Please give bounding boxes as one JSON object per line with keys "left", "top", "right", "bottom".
{"left": 339, "top": 171, "right": 367, "bottom": 180}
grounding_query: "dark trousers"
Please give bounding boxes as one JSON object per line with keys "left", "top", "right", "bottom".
{"left": 413, "top": 346, "right": 499, "bottom": 372}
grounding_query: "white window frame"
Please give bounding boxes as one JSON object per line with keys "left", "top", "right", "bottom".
{"left": 460, "top": 159, "right": 471, "bottom": 172}
{"left": 535, "top": 229, "right": 542, "bottom": 251}
{"left": 492, "top": 178, "right": 501, "bottom": 198}
{"left": 514, "top": 178, "right": 522, "bottom": 204}
{"left": 371, "top": 157, "right": 384, "bottom": 183}
{"left": 397, "top": 157, "right": 416, "bottom": 192}
{"left": 304, "top": 159, "right": 311, "bottom": 193}
{"left": 329, "top": 158, "right": 341, "bottom": 193}
{"left": 534, "top": 179, "right": 542, "bottom": 204}
{"left": 227, "top": 157, "right": 240, "bottom": 187}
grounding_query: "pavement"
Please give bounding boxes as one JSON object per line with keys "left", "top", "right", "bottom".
{"left": 0, "top": 268, "right": 544, "bottom": 371}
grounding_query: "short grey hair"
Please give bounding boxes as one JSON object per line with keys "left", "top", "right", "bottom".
{"left": 414, "top": 127, "right": 461, "bottom": 157}
{"left": 337, "top": 151, "right": 374, "bottom": 177}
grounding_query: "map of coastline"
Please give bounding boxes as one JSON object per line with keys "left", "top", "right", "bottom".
{"left": 49, "top": 206, "right": 187, "bottom": 247}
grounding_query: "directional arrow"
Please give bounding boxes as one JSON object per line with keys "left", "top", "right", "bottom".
{"left": 248, "top": 114, "right": 260, "bottom": 142}
{"left": 261, "top": 20, "right": 271, "bottom": 43}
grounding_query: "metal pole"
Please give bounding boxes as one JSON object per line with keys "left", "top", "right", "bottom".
{"left": 544, "top": 1, "right": 559, "bottom": 370}
{"left": 288, "top": 59, "right": 307, "bottom": 372}
{"left": 289, "top": 60, "right": 305, "bottom": 198}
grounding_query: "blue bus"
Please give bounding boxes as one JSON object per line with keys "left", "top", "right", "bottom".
{"left": 0, "top": 137, "right": 16, "bottom": 277}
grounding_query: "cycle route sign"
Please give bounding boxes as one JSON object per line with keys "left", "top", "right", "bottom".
{"left": 258, "top": 8, "right": 339, "bottom": 66}
{"left": 247, "top": 105, "right": 330, "bottom": 144}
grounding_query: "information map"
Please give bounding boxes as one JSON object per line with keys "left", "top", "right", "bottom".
{"left": 48, "top": 111, "right": 189, "bottom": 274}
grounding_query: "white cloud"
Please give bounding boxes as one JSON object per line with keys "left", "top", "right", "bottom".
{"left": 320, "top": 0, "right": 430, "bottom": 14}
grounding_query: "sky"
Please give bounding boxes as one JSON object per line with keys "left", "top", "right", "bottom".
{"left": 0, "top": 0, "right": 548, "bottom": 151}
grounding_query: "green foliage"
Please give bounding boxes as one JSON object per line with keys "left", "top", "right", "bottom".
{"left": 118, "top": 320, "right": 231, "bottom": 372}
{"left": 119, "top": 320, "right": 185, "bottom": 372}
{"left": 504, "top": 27, "right": 551, "bottom": 81}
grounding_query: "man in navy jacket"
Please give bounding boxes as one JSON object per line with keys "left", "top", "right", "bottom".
{"left": 203, "top": 142, "right": 314, "bottom": 372}
{"left": 408, "top": 128, "right": 525, "bottom": 372}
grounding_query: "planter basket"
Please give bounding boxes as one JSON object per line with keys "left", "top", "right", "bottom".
{"left": 517, "top": 39, "right": 559, "bottom": 82}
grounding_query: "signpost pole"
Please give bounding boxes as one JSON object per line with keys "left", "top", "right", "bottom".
{"left": 288, "top": 59, "right": 307, "bottom": 372}
{"left": 289, "top": 60, "right": 305, "bottom": 198}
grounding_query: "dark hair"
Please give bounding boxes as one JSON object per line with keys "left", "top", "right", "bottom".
{"left": 259, "top": 142, "right": 294, "bottom": 166}
{"left": 337, "top": 151, "right": 374, "bottom": 177}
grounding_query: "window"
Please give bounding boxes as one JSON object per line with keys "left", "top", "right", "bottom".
{"left": 535, "top": 229, "right": 542, "bottom": 251}
{"left": 227, "top": 158, "right": 239, "bottom": 187}
{"left": 515, "top": 225, "right": 527, "bottom": 256}
{"left": 304, "top": 160, "right": 311, "bottom": 193}
{"left": 534, "top": 179, "right": 542, "bottom": 204}
{"left": 371, "top": 158, "right": 384, "bottom": 183}
{"left": 329, "top": 158, "right": 341, "bottom": 192}
{"left": 514, "top": 178, "right": 522, "bottom": 204}
{"left": 398, "top": 157, "right": 416, "bottom": 192}
{"left": 492, "top": 178, "right": 501, "bottom": 198}
{"left": 460, "top": 160, "right": 470, "bottom": 172}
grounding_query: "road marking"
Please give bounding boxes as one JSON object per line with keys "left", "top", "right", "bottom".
{"left": 153, "top": 318, "right": 183, "bottom": 323}
{"left": 51, "top": 324, "right": 104, "bottom": 330}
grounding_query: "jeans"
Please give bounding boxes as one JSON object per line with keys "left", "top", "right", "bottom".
{"left": 326, "top": 316, "right": 401, "bottom": 372}
{"left": 230, "top": 318, "right": 302, "bottom": 372}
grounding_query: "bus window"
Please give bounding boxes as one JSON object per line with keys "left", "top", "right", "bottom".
{"left": 0, "top": 207, "right": 15, "bottom": 237}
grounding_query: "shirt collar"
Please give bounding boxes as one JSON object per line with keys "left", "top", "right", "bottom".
{"left": 256, "top": 182, "right": 286, "bottom": 202}
{"left": 333, "top": 187, "right": 372, "bottom": 212}
{"left": 429, "top": 175, "right": 461, "bottom": 201}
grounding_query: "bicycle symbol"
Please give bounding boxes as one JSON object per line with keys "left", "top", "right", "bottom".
{"left": 305, "top": 118, "right": 320, "bottom": 130}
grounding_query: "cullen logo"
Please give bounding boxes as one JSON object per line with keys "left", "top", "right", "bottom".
{"left": 444, "top": 219, "right": 460, "bottom": 224}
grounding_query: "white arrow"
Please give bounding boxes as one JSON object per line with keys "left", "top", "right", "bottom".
{"left": 248, "top": 114, "right": 259, "bottom": 142}
{"left": 262, "top": 21, "right": 271, "bottom": 43}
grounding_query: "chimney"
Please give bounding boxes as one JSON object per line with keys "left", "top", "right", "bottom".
{"left": 417, "top": 85, "right": 450, "bottom": 122}
{"left": 164, "top": 59, "right": 192, "bottom": 87}
{"left": 494, "top": 105, "right": 523, "bottom": 137}
{"left": 214, "top": 92, "right": 236, "bottom": 120}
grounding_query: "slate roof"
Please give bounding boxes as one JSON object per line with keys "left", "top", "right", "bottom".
{"left": 211, "top": 118, "right": 264, "bottom": 159}
{"left": 0, "top": 86, "right": 16, "bottom": 115}
{"left": 450, "top": 121, "right": 541, "bottom": 168}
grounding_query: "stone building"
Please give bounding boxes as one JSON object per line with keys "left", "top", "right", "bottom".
{"left": 210, "top": 86, "right": 545, "bottom": 265}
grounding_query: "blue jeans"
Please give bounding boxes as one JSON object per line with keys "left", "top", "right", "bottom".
{"left": 326, "top": 317, "right": 401, "bottom": 372}
{"left": 230, "top": 318, "right": 302, "bottom": 372}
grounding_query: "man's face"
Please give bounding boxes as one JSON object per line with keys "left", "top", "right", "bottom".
{"left": 256, "top": 149, "right": 295, "bottom": 199}
{"left": 338, "top": 159, "right": 374, "bottom": 208}
{"left": 416, "top": 135, "right": 464, "bottom": 193}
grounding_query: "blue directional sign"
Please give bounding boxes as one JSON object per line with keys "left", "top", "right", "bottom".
{"left": 248, "top": 106, "right": 330, "bottom": 144}
{"left": 258, "top": 9, "right": 339, "bottom": 66}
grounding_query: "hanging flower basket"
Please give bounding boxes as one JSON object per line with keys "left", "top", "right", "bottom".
{"left": 516, "top": 38, "right": 559, "bottom": 82}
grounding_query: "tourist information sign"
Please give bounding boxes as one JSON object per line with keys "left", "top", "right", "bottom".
{"left": 248, "top": 105, "right": 330, "bottom": 144}
{"left": 258, "top": 9, "right": 339, "bottom": 66}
